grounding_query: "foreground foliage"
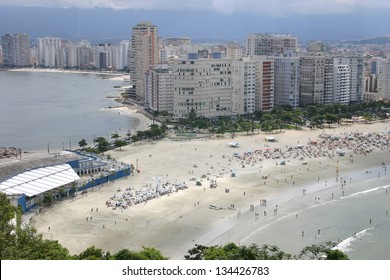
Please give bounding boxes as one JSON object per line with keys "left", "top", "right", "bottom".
{"left": 184, "top": 242, "right": 348, "bottom": 260}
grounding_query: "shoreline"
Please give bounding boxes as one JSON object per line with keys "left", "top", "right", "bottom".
{"left": 7, "top": 67, "right": 126, "bottom": 75}
{"left": 30, "top": 120, "right": 390, "bottom": 259}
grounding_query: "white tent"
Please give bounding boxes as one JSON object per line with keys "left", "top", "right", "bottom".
{"left": 0, "top": 164, "right": 80, "bottom": 197}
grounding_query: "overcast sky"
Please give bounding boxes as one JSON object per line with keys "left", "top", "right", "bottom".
{"left": 1, "top": 0, "right": 390, "bottom": 15}
{"left": 0, "top": 0, "right": 389, "bottom": 42}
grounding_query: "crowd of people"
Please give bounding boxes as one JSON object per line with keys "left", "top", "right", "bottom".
{"left": 232, "top": 131, "right": 389, "bottom": 168}
{"left": 105, "top": 179, "right": 188, "bottom": 209}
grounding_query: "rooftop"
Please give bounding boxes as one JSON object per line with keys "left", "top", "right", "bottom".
{"left": 0, "top": 151, "right": 83, "bottom": 183}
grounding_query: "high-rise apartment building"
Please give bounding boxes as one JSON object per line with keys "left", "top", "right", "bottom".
{"left": 37, "top": 36, "right": 62, "bottom": 67}
{"left": 370, "top": 57, "right": 383, "bottom": 75}
{"left": 253, "top": 56, "right": 274, "bottom": 112}
{"left": 378, "top": 60, "right": 390, "bottom": 100}
{"left": 173, "top": 56, "right": 233, "bottom": 119}
{"left": 231, "top": 57, "right": 257, "bottom": 115}
{"left": 334, "top": 55, "right": 364, "bottom": 103}
{"left": 146, "top": 64, "right": 174, "bottom": 115}
{"left": 1, "top": 33, "right": 30, "bottom": 66}
{"left": 299, "top": 53, "right": 325, "bottom": 106}
{"left": 116, "top": 40, "right": 130, "bottom": 70}
{"left": 272, "top": 54, "right": 300, "bottom": 109}
{"left": 323, "top": 57, "right": 335, "bottom": 105}
{"left": 129, "top": 22, "right": 159, "bottom": 101}
{"left": 365, "top": 74, "right": 379, "bottom": 94}
{"left": 246, "top": 34, "right": 297, "bottom": 56}
{"left": 333, "top": 65, "right": 351, "bottom": 105}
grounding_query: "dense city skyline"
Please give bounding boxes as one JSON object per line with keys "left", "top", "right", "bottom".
{"left": 0, "top": 1, "right": 389, "bottom": 42}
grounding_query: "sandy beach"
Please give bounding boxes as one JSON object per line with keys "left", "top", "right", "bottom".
{"left": 7, "top": 67, "right": 130, "bottom": 81}
{"left": 30, "top": 120, "right": 390, "bottom": 259}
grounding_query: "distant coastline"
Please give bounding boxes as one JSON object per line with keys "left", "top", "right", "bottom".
{"left": 6, "top": 67, "right": 130, "bottom": 81}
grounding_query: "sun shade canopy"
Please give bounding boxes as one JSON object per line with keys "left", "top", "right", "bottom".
{"left": 0, "top": 164, "right": 80, "bottom": 197}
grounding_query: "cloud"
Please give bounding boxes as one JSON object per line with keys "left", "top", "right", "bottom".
{"left": 0, "top": 0, "right": 389, "bottom": 15}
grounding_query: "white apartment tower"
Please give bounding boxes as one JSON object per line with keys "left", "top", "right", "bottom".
{"left": 334, "top": 55, "right": 364, "bottom": 103}
{"left": 129, "top": 22, "right": 159, "bottom": 101}
{"left": 37, "top": 36, "right": 62, "bottom": 67}
{"left": 114, "top": 40, "right": 130, "bottom": 70}
{"left": 333, "top": 65, "right": 351, "bottom": 105}
{"left": 173, "top": 56, "right": 233, "bottom": 119}
{"left": 246, "top": 34, "right": 297, "bottom": 56}
{"left": 231, "top": 57, "right": 257, "bottom": 115}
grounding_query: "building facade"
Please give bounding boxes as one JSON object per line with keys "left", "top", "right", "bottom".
{"left": 129, "top": 22, "right": 159, "bottom": 101}
{"left": 272, "top": 54, "right": 300, "bottom": 109}
{"left": 333, "top": 64, "right": 351, "bottom": 105}
{"left": 253, "top": 56, "right": 275, "bottom": 112}
{"left": 334, "top": 55, "right": 364, "bottom": 103}
{"left": 146, "top": 64, "right": 174, "bottom": 115}
{"left": 323, "top": 57, "right": 335, "bottom": 105}
{"left": 378, "top": 60, "right": 390, "bottom": 100}
{"left": 37, "top": 36, "right": 62, "bottom": 67}
{"left": 231, "top": 57, "right": 257, "bottom": 115}
{"left": 1, "top": 33, "right": 30, "bottom": 67}
{"left": 173, "top": 56, "right": 233, "bottom": 119}
{"left": 246, "top": 34, "right": 297, "bottom": 56}
{"left": 299, "top": 53, "right": 325, "bottom": 106}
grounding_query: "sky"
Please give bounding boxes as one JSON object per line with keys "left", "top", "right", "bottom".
{"left": 0, "top": 0, "right": 389, "bottom": 43}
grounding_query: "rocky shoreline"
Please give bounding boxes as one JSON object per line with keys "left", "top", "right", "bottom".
{"left": 0, "top": 147, "right": 21, "bottom": 160}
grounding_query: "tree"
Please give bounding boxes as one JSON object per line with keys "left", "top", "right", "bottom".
{"left": 137, "top": 247, "right": 168, "bottom": 260}
{"left": 310, "top": 115, "right": 324, "bottom": 128}
{"left": 0, "top": 193, "right": 71, "bottom": 260}
{"left": 113, "top": 249, "right": 142, "bottom": 260}
{"left": 185, "top": 243, "right": 293, "bottom": 260}
{"left": 114, "top": 139, "right": 127, "bottom": 151}
{"left": 148, "top": 124, "right": 163, "bottom": 140}
{"left": 325, "top": 249, "right": 349, "bottom": 260}
{"left": 240, "top": 121, "right": 252, "bottom": 135}
{"left": 325, "top": 113, "right": 338, "bottom": 128}
{"left": 95, "top": 137, "right": 109, "bottom": 153}
{"left": 111, "top": 247, "right": 168, "bottom": 260}
{"left": 131, "top": 134, "right": 139, "bottom": 145}
{"left": 77, "top": 246, "right": 106, "bottom": 260}
{"left": 111, "top": 133, "right": 120, "bottom": 141}
{"left": 78, "top": 139, "right": 88, "bottom": 149}
{"left": 281, "top": 111, "right": 293, "bottom": 126}
{"left": 298, "top": 242, "right": 349, "bottom": 260}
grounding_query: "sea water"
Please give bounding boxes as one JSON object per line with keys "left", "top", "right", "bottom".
{"left": 0, "top": 71, "right": 137, "bottom": 152}
{"left": 238, "top": 166, "right": 390, "bottom": 260}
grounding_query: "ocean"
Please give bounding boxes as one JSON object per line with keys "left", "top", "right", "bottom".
{"left": 0, "top": 70, "right": 137, "bottom": 152}
{"left": 237, "top": 166, "right": 390, "bottom": 260}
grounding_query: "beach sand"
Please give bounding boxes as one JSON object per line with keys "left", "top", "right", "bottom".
{"left": 30, "top": 120, "right": 390, "bottom": 259}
